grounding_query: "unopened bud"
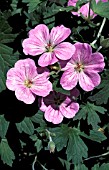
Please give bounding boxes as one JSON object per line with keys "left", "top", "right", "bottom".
{"left": 48, "top": 141, "right": 55, "bottom": 153}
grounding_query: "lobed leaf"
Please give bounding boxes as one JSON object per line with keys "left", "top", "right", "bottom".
{"left": 0, "top": 139, "right": 15, "bottom": 167}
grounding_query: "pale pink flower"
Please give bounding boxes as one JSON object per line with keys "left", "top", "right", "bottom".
{"left": 22, "top": 24, "right": 75, "bottom": 67}
{"left": 6, "top": 58, "right": 52, "bottom": 104}
{"left": 60, "top": 42, "right": 105, "bottom": 92}
{"left": 39, "top": 88, "right": 79, "bottom": 124}
{"left": 68, "top": 0, "right": 108, "bottom": 19}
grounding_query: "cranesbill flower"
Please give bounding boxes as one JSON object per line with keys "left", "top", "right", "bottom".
{"left": 60, "top": 42, "right": 105, "bottom": 92}
{"left": 22, "top": 24, "right": 75, "bottom": 67}
{"left": 6, "top": 58, "right": 52, "bottom": 104}
{"left": 68, "top": 0, "right": 108, "bottom": 19}
{"left": 39, "top": 89, "right": 79, "bottom": 124}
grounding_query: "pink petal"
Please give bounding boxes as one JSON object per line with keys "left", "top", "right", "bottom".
{"left": 6, "top": 68, "right": 25, "bottom": 91}
{"left": 38, "top": 52, "right": 58, "bottom": 67}
{"left": 79, "top": 71, "right": 101, "bottom": 91}
{"left": 29, "top": 24, "right": 49, "bottom": 46}
{"left": 50, "top": 25, "right": 71, "bottom": 45}
{"left": 15, "top": 86, "right": 35, "bottom": 104}
{"left": 54, "top": 42, "right": 75, "bottom": 60}
{"left": 22, "top": 38, "right": 45, "bottom": 56}
{"left": 60, "top": 69, "right": 78, "bottom": 90}
{"left": 15, "top": 58, "right": 38, "bottom": 80}
{"left": 44, "top": 106, "right": 63, "bottom": 124}
{"left": 39, "top": 98, "right": 48, "bottom": 112}
{"left": 31, "top": 80, "right": 52, "bottom": 97}
{"left": 72, "top": 42, "right": 92, "bottom": 64}
{"left": 85, "top": 52, "right": 105, "bottom": 72}
{"left": 60, "top": 102, "right": 79, "bottom": 118}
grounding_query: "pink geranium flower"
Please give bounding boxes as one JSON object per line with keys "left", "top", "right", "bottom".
{"left": 39, "top": 88, "right": 79, "bottom": 124}
{"left": 68, "top": 0, "right": 108, "bottom": 19}
{"left": 6, "top": 58, "right": 52, "bottom": 104}
{"left": 60, "top": 42, "right": 105, "bottom": 92}
{"left": 22, "top": 24, "right": 75, "bottom": 67}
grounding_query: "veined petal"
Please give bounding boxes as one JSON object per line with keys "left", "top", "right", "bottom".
{"left": 22, "top": 38, "right": 45, "bottom": 56}
{"left": 54, "top": 42, "right": 75, "bottom": 60}
{"left": 50, "top": 25, "right": 71, "bottom": 45}
{"left": 72, "top": 42, "right": 92, "bottom": 63}
{"left": 44, "top": 106, "right": 63, "bottom": 124}
{"left": 60, "top": 69, "right": 78, "bottom": 90}
{"left": 28, "top": 24, "right": 49, "bottom": 46}
{"left": 38, "top": 52, "right": 58, "bottom": 67}
{"left": 14, "top": 58, "right": 37, "bottom": 79}
{"left": 60, "top": 102, "right": 79, "bottom": 118}
{"left": 6, "top": 68, "right": 25, "bottom": 91}
{"left": 31, "top": 80, "right": 52, "bottom": 97}
{"left": 85, "top": 52, "right": 105, "bottom": 72}
{"left": 79, "top": 71, "right": 101, "bottom": 91}
{"left": 15, "top": 86, "right": 35, "bottom": 104}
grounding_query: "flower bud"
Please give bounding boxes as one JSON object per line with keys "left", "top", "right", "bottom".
{"left": 48, "top": 141, "right": 55, "bottom": 153}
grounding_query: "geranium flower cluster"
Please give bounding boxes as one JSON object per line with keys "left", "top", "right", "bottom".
{"left": 6, "top": 24, "right": 105, "bottom": 124}
{"left": 68, "top": 0, "right": 108, "bottom": 19}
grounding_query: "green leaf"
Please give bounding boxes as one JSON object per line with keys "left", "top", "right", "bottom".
{"left": 16, "top": 117, "right": 34, "bottom": 135}
{"left": 91, "top": 0, "right": 109, "bottom": 19}
{"left": 0, "top": 13, "right": 17, "bottom": 43}
{"left": 43, "top": 3, "right": 58, "bottom": 29}
{"left": 74, "top": 164, "right": 88, "bottom": 170}
{"left": 100, "top": 38, "right": 109, "bottom": 48}
{"left": 58, "top": 157, "right": 71, "bottom": 170}
{"left": 74, "top": 102, "right": 106, "bottom": 129}
{"left": 66, "top": 128, "right": 88, "bottom": 164}
{"left": 0, "top": 44, "right": 19, "bottom": 92}
{"left": 0, "top": 13, "right": 19, "bottom": 92}
{"left": 11, "top": 0, "right": 22, "bottom": 15}
{"left": 89, "top": 130, "right": 106, "bottom": 143}
{"left": 51, "top": 125, "right": 88, "bottom": 164}
{"left": 22, "top": 0, "right": 44, "bottom": 13}
{"left": 89, "top": 71, "right": 109, "bottom": 105}
{"left": 92, "top": 163, "right": 109, "bottom": 170}
{"left": 31, "top": 110, "right": 47, "bottom": 127}
{"left": 0, "top": 139, "right": 15, "bottom": 167}
{"left": 0, "top": 115, "right": 9, "bottom": 138}
{"left": 35, "top": 139, "right": 42, "bottom": 152}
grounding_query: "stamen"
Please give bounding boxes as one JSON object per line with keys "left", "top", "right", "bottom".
{"left": 24, "top": 79, "right": 33, "bottom": 88}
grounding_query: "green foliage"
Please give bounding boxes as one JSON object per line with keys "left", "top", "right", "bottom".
{"left": 16, "top": 117, "right": 34, "bottom": 135}
{"left": 0, "top": 13, "right": 17, "bottom": 43}
{"left": 31, "top": 110, "right": 47, "bottom": 127}
{"left": 43, "top": 3, "right": 58, "bottom": 29}
{"left": 0, "top": 13, "right": 19, "bottom": 92}
{"left": 91, "top": 0, "right": 109, "bottom": 19}
{"left": 11, "top": 0, "right": 22, "bottom": 15}
{"left": 89, "top": 71, "right": 109, "bottom": 105}
{"left": 0, "top": 139, "right": 15, "bottom": 167}
{"left": 0, "top": 115, "right": 9, "bottom": 139}
{"left": 50, "top": 125, "right": 88, "bottom": 164}
{"left": 35, "top": 139, "right": 43, "bottom": 152}
{"left": 58, "top": 157, "right": 71, "bottom": 170}
{"left": 89, "top": 130, "right": 106, "bottom": 142}
{"left": 74, "top": 164, "right": 88, "bottom": 170}
{"left": 73, "top": 102, "right": 107, "bottom": 129}
{"left": 100, "top": 37, "right": 109, "bottom": 49}
{"left": 22, "top": 0, "right": 46, "bottom": 13}
{"left": 92, "top": 163, "right": 109, "bottom": 170}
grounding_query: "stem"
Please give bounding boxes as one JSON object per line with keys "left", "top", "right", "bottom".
{"left": 32, "top": 156, "right": 48, "bottom": 170}
{"left": 91, "top": 17, "right": 106, "bottom": 46}
{"left": 84, "top": 151, "right": 109, "bottom": 161}
{"left": 88, "top": 0, "right": 92, "bottom": 20}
